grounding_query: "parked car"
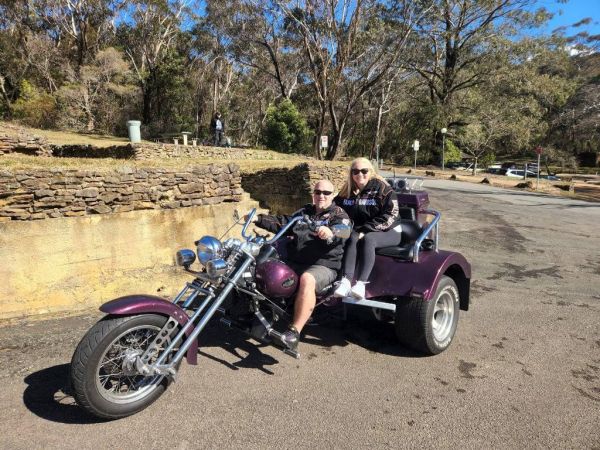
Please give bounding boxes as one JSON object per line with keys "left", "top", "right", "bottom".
{"left": 539, "top": 174, "right": 561, "bottom": 181}
{"left": 486, "top": 164, "right": 503, "bottom": 175}
{"left": 505, "top": 169, "right": 537, "bottom": 178}
{"left": 446, "top": 161, "right": 468, "bottom": 170}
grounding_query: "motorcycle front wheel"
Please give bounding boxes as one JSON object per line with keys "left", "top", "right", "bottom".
{"left": 70, "top": 314, "right": 177, "bottom": 419}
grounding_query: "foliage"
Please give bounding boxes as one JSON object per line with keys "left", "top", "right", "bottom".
{"left": 444, "top": 140, "right": 461, "bottom": 164}
{"left": 12, "top": 80, "right": 58, "bottom": 128}
{"left": 56, "top": 48, "right": 137, "bottom": 132}
{"left": 0, "top": 0, "right": 596, "bottom": 167}
{"left": 263, "top": 99, "right": 311, "bottom": 154}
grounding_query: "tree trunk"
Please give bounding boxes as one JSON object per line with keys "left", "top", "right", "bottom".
{"left": 371, "top": 104, "right": 383, "bottom": 158}
{"left": 0, "top": 74, "right": 12, "bottom": 118}
{"left": 142, "top": 83, "right": 152, "bottom": 125}
{"left": 327, "top": 122, "right": 347, "bottom": 161}
{"left": 326, "top": 104, "right": 347, "bottom": 160}
{"left": 313, "top": 107, "right": 326, "bottom": 160}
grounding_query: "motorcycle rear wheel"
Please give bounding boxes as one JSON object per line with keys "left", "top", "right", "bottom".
{"left": 70, "top": 314, "right": 176, "bottom": 419}
{"left": 395, "top": 275, "right": 459, "bottom": 355}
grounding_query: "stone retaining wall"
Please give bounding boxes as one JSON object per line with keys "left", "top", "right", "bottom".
{"left": 0, "top": 123, "right": 51, "bottom": 156}
{"left": 241, "top": 163, "right": 347, "bottom": 214}
{"left": 0, "top": 197, "right": 261, "bottom": 320}
{"left": 0, "top": 164, "right": 243, "bottom": 221}
{"left": 51, "top": 144, "right": 137, "bottom": 159}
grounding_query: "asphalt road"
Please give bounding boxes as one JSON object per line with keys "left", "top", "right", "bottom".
{"left": 1, "top": 179, "right": 599, "bottom": 449}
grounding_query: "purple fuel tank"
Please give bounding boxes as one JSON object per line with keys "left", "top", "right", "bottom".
{"left": 255, "top": 259, "right": 298, "bottom": 298}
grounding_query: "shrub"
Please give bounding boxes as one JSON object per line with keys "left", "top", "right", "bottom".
{"left": 12, "top": 80, "right": 57, "bottom": 128}
{"left": 263, "top": 99, "right": 311, "bottom": 154}
{"left": 443, "top": 139, "right": 462, "bottom": 163}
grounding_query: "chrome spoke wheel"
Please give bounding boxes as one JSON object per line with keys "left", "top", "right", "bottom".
{"left": 432, "top": 289, "right": 455, "bottom": 343}
{"left": 95, "top": 325, "right": 164, "bottom": 404}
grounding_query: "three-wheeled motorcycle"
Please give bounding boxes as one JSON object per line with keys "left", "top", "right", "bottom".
{"left": 69, "top": 177, "right": 471, "bottom": 419}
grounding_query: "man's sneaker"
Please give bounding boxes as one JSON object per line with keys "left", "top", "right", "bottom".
{"left": 281, "top": 327, "right": 300, "bottom": 351}
{"left": 333, "top": 277, "right": 352, "bottom": 297}
{"left": 350, "top": 281, "right": 367, "bottom": 300}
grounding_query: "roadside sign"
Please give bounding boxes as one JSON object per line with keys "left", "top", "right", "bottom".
{"left": 321, "top": 135, "right": 328, "bottom": 148}
{"left": 413, "top": 140, "right": 420, "bottom": 151}
{"left": 534, "top": 146, "right": 543, "bottom": 190}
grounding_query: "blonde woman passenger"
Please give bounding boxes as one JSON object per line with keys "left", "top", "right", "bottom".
{"left": 333, "top": 158, "right": 401, "bottom": 299}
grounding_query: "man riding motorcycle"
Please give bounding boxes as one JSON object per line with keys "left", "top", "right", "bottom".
{"left": 248, "top": 179, "right": 350, "bottom": 351}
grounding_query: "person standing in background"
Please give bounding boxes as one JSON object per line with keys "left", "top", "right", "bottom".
{"left": 210, "top": 112, "right": 225, "bottom": 146}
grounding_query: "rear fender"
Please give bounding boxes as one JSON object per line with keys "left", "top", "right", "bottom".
{"left": 100, "top": 295, "right": 198, "bottom": 365}
{"left": 368, "top": 250, "right": 471, "bottom": 310}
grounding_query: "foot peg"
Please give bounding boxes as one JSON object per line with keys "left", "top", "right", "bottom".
{"left": 268, "top": 328, "right": 300, "bottom": 358}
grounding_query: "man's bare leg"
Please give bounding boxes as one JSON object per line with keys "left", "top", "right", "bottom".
{"left": 292, "top": 272, "right": 317, "bottom": 332}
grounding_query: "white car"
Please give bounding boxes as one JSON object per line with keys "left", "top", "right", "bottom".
{"left": 505, "top": 169, "right": 537, "bottom": 178}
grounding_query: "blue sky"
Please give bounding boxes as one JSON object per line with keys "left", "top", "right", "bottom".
{"left": 537, "top": 0, "right": 600, "bottom": 36}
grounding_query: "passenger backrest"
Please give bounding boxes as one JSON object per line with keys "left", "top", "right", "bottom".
{"left": 399, "top": 220, "right": 421, "bottom": 245}
{"left": 398, "top": 206, "right": 416, "bottom": 221}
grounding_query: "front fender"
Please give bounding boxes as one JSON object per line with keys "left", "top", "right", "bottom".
{"left": 100, "top": 295, "right": 198, "bottom": 365}
{"left": 368, "top": 250, "right": 471, "bottom": 307}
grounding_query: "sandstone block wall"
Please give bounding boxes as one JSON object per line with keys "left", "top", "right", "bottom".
{"left": 0, "top": 198, "right": 261, "bottom": 320}
{"left": 0, "top": 164, "right": 243, "bottom": 221}
{"left": 241, "top": 163, "right": 347, "bottom": 214}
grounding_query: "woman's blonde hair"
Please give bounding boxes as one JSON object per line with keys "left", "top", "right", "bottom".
{"left": 338, "top": 157, "right": 387, "bottom": 198}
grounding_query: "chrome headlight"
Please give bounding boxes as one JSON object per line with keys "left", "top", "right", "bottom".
{"left": 176, "top": 249, "right": 196, "bottom": 268}
{"left": 206, "top": 258, "right": 228, "bottom": 278}
{"left": 195, "top": 235, "right": 222, "bottom": 265}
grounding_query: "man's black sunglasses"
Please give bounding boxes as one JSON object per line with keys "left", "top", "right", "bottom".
{"left": 351, "top": 168, "right": 369, "bottom": 175}
{"left": 313, "top": 189, "right": 333, "bottom": 196}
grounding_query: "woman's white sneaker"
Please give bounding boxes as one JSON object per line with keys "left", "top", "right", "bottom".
{"left": 333, "top": 277, "right": 352, "bottom": 297}
{"left": 350, "top": 281, "right": 367, "bottom": 300}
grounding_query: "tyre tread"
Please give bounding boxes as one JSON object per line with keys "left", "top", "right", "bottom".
{"left": 70, "top": 315, "right": 167, "bottom": 419}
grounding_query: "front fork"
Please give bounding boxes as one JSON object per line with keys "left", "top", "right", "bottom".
{"left": 136, "top": 256, "right": 255, "bottom": 377}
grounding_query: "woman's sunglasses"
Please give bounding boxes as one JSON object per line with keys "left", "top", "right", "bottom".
{"left": 351, "top": 168, "right": 369, "bottom": 175}
{"left": 313, "top": 190, "right": 333, "bottom": 196}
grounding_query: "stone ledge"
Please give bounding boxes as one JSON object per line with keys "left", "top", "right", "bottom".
{"left": 0, "top": 164, "right": 243, "bottom": 220}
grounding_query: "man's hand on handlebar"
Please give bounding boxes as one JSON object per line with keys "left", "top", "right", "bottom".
{"left": 243, "top": 214, "right": 258, "bottom": 223}
{"left": 315, "top": 226, "right": 333, "bottom": 240}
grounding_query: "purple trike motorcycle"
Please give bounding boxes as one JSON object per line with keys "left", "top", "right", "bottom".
{"left": 69, "top": 179, "right": 471, "bottom": 419}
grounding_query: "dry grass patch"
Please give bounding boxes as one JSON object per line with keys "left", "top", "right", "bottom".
{"left": 21, "top": 126, "right": 132, "bottom": 147}
{"left": 0, "top": 153, "right": 347, "bottom": 173}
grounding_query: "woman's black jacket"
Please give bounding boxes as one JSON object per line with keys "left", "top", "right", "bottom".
{"left": 334, "top": 178, "right": 399, "bottom": 233}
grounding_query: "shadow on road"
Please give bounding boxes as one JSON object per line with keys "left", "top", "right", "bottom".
{"left": 198, "top": 307, "right": 422, "bottom": 368}
{"left": 197, "top": 324, "right": 280, "bottom": 375}
{"left": 335, "top": 308, "right": 424, "bottom": 358}
{"left": 22, "top": 314, "right": 423, "bottom": 423}
{"left": 23, "top": 364, "right": 104, "bottom": 424}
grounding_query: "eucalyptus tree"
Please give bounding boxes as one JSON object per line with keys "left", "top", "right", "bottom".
{"left": 274, "top": 0, "right": 426, "bottom": 159}
{"left": 407, "top": 0, "right": 550, "bottom": 148}
{"left": 117, "top": 0, "right": 193, "bottom": 126}
{"left": 26, "top": 0, "right": 122, "bottom": 69}
{"left": 57, "top": 47, "right": 136, "bottom": 131}
{"left": 203, "top": 0, "right": 304, "bottom": 100}
{"left": 548, "top": 53, "right": 600, "bottom": 162}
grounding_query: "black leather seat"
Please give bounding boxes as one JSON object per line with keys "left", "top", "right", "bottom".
{"left": 375, "top": 219, "right": 422, "bottom": 260}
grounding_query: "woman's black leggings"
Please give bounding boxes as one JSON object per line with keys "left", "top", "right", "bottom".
{"left": 343, "top": 228, "right": 402, "bottom": 282}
